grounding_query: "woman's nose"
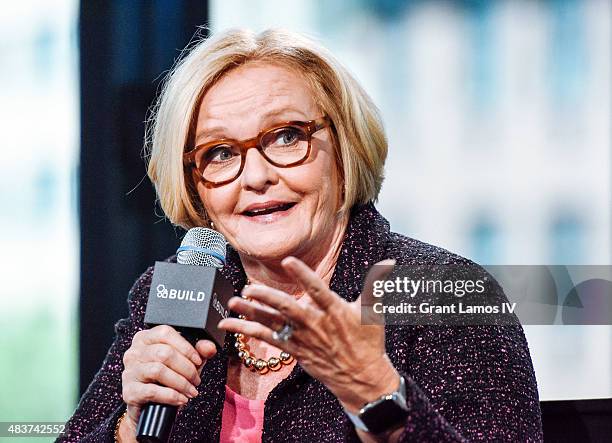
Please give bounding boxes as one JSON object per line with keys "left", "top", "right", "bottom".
{"left": 240, "top": 147, "right": 279, "bottom": 191}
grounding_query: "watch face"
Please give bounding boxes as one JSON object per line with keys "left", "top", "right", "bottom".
{"left": 360, "top": 396, "right": 409, "bottom": 435}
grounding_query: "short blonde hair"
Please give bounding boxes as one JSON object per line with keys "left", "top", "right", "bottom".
{"left": 146, "top": 28, "right": 387, "bottom": 229}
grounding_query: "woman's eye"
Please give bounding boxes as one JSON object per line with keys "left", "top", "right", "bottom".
{"left": 274, "top": 128, "right": 300, "bottom": 146}
{"left": 206, "top": 145, "right": 235, "bottom": 162}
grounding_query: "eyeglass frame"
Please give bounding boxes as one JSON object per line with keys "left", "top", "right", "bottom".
{"left": 183, "top": 116, "right": 333, "bottom": 188}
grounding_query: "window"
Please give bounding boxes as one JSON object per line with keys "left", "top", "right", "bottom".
{"left": 0, "top": 1, "right": 79, "bottom": 421}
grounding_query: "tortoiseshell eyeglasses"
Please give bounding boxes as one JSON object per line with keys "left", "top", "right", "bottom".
{"left": 183, "top": 116, "right": 332, "bottom": 188}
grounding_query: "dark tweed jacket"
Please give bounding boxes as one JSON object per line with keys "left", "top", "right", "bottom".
{"left": 58, "top": 203, "right": 543, "bottom": 442}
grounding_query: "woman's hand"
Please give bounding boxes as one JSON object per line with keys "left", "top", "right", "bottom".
{"left": 217, "top": 257, "right": 398, "bottom": 413}
{"left": 119, "top": 325, "right": 217, "bottom": 436}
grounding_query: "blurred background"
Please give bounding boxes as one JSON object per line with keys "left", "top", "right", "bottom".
{"left": 0, "top": 0, "right": 609, "bottom": 435}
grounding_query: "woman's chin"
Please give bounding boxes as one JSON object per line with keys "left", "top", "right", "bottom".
{"left": 237, "top": 237, "right": 303, "bottom": 262}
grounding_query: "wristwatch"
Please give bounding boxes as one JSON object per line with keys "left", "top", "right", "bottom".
{"left": 344, "top": 375, "right": 409, "bottom": 435}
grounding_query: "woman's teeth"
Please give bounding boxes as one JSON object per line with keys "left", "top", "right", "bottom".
{"left": 244, "top": 202, "right": 296, "bottom": 217}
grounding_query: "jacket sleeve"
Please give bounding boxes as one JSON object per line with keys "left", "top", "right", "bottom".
{"left": 384, "top": 263, "right": 543, "bottom": 442}
{"left": 56, "top": 267, "right": 153, "bottom": 442}
{"left": 391, "top": 323, "right": 542, "bottom": 442}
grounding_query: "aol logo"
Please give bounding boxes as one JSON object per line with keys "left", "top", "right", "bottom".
{"left": 156, "top": 284, "right": 169, "bottom": 298}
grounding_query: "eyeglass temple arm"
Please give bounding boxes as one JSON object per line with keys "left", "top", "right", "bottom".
{"left": 315, "top": 116, "right": 332, "bottom": 132}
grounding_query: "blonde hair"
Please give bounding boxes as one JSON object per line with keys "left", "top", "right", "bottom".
{"left": 146, "top": 28, "right": 387, "bottom": 229}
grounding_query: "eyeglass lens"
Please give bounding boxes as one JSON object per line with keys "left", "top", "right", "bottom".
{"left": 194, "top": 125, "right": 310, "bottom": 183}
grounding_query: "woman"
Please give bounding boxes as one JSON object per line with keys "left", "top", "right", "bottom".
{"left": 59, "top": 29, "right": 543, "bottom": 442}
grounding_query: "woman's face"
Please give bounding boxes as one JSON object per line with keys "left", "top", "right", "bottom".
{"left": 193, "top": 62, "right": 343, "bottom": 262}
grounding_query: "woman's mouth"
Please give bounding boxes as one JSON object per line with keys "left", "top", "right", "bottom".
{"left": 241, "top": 202, "right": 297, "bottom": 223}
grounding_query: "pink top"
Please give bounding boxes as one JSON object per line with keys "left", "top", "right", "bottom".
{"left": 219, "top": 384, "right": 265, "bottom": 443}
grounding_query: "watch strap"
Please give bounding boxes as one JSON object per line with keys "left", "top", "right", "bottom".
{"left": 344, "top": 375, "right": 408, "bottom": 434}
{"left": 345, "top": 409, "right": 369, "bottom": 432}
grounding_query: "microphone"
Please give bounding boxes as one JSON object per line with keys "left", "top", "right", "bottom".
{"left": 136, "top": 228, "right": 234, "bottom": 443}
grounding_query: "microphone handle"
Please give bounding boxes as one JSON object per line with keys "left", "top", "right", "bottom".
{"left": 136, "top": 328, "right": 202, "bottom": 443}
{"left": 136, "top": 404, "right": 177, "bottom": 443}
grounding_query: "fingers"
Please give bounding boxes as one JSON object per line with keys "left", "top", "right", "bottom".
{"left": 122, "top": 325, "right": 217, "bottom": 413}
{"left": 137, "top": 361, "right": 199, "bottom": 397}
{"left": 195, "top": 339, "right": 217, "bottom": 360}
{"left": 121, "top": 358, "right": 200, "bottom": 405}
{"left": 217, "top": 316, "right": 299, "bottom": 356}
{"left": 241, "top": 284, "right": 313, "bottom": 327}
{"left": 217, "top": 317, "right": 276, "bottom": 343}
{"left": 134, "top": 325, "right": 202, "bottom": 366}
{"left": 227, "top": 296, "right": 287, "bottom": 330}
{"left": 281, "top": 256, "right": 337, "bottom": 310}
{"left": 358, "top": 259, "right": 396, "bottom": 325}
{"left": 360, "top": 259, "right": 397, "bottom": 305}
{"left": 123, "top": 376, "right": 190, "bottom": 407}
{"left": 144, "top": 343, "right": 202, "bottom": 385}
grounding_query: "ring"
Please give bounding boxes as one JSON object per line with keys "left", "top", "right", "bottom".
{"left": 272, "top": 322, "right": 293, "bottom": 342}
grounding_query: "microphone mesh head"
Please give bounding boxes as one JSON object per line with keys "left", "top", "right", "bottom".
{"left": 177, "top": 228, "right": 227, "bottom": 268}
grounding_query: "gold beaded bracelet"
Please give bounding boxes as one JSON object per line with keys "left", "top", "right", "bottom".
{"left": 114, "top": 410, "right": 128, "bottom": 442}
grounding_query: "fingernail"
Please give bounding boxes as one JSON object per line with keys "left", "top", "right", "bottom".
{"left": 192, "top": 353, "right": 202, "bottom": 365}
{"left": 179, "top": 394, "right": 189, "bottom": 404}
{"left": 281, "top": 256, "right": 294, "bottom": 266}
{"left": 189, "top": 386, "right": 199, "bottom": 397}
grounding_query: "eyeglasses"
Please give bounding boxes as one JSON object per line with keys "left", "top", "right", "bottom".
{"left": 183, "top": 116, "right": 332, "bottom": 188}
